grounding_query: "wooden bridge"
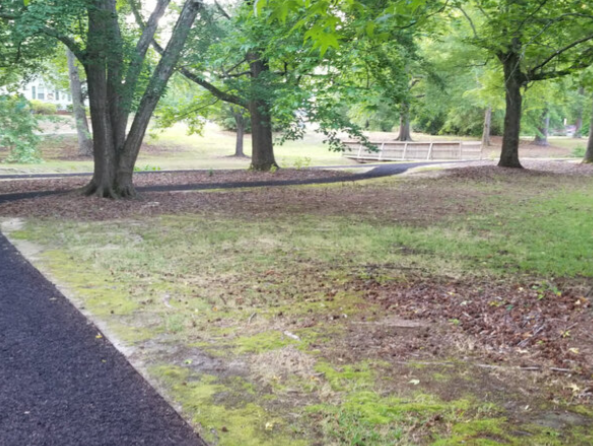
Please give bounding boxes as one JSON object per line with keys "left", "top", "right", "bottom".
{"left": 343, "top": 140, "right": 483, "bottom": 162}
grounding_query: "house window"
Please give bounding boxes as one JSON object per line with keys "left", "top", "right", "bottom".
{"left": 37, "top": 85, "right": 45, "bottom": 100}
{"left": 55, "top": 90, "right": 60, "bottom": 101}
{"left": 32, "top": 86, "right": 36, "bottom": 99}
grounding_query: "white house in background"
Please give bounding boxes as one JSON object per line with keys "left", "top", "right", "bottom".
{"left": 18, "top": 78, "right": 73, "bottom": 111}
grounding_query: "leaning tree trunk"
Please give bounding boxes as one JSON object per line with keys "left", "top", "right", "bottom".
{"left": 498, "top": 49, "right": 525, "bottom": 168}
{"left": 396, "top": 102, "right": 412, "bottom": 141}
{"left": 533, "top": 108, "right": 549, "bottom": 146}
{"left": 584, "top": 101, "right": 593, "bottom": 163}
{"left": 116, "top": 0, "right": 201, "bottom": 196}
{"left": 482, "top": 106, "right": 492, "bottom": 147}
{"left": 247, "top": 52, "right": 277, "bottom": 171}
{"left": 66, "top": 48, "right": 93, "bottom": 156}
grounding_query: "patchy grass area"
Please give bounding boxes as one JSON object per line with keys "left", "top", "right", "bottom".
{"left": 3, "top": 164, "right": 593, "bottom": 445}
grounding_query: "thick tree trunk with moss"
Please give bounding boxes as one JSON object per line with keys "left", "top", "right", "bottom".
{"left": 66, "top": 48, "right": 92, "bottom": 157}
{"left": 396, "top": 102, "right": 412, "bottom": 141}
{"left": 247, "top": 52, "right": 277, "bottom": 171}
{"left": 82, "top": 0, "right": 199, "bottom": 197}
{"left": 534, "top": 109, "right": 549, "bottom": 146}
{"left": 498, "top": 48, "right": 525, "bottom": 168}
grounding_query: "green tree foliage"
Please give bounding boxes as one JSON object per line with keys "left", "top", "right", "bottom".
{"left": 447, "top": 1, "right": 593, "bottom": 167}
{"left": 1, "top": 0, "right": 202, "bottom": 197}
{"left": 0, "top": 94, "right": 41, "bottom": 163}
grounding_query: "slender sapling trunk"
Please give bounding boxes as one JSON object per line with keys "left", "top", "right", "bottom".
{"left": 534, "top": 108, "right": 549, "bottom": 146}
{"left": 66, "top": 48, "right": 93, "bottom": 156}
{"left": 482, "top": 106, "right": 492, "bottom": 147}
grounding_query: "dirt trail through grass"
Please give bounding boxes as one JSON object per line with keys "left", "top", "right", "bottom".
{"left": 2, "top": 162, "right": 593, "bottom": 445}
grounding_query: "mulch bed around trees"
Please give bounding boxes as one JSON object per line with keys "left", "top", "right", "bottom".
{"left": 0, "top": 161, "right": 591, "bottom": 223}
{"left": 0, "top": 168, "right": 353, "bottom": 195}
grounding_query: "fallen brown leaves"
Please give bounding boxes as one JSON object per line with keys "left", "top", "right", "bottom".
{"left": 353, "top": 274, "right": 593, "bottom": 379}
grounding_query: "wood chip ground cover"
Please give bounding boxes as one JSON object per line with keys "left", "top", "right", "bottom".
{"left": 0, "top": 168, "right": 353, "bottom": 195}
{"left": 2, "top": 163, "right": 593, "bottom": 445}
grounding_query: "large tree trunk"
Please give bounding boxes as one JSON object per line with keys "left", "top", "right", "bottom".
{"left": 482, "top": 106, "right": 492, "bottom": 147}
{"left": 396, "top": 102, "right": 412, "bottom": 141}
{"left": 584, "top": 100, "right": 593, "bottom": 163}
{"left": 83, "top": 0, "right": 118, "bottom": 198}
{"left": 83, "top": 0, "right": 200, "bottom": 197}
{"left": 533, "top": 108, "right": 549, "bottom": 146}
{"left": 574, "top": 86, "right": 585, "bottom": 138}
{"left": 66, "top": 48, "right": 93, "bottom": 157}
{"left": 232, "top": 108, "right": 247, "bottom": 157}
{"left": 247, "top": 52, "right": 277, "bottom": 171}
{"left": 498, "top": 48, "right": 525, "bottom": 168}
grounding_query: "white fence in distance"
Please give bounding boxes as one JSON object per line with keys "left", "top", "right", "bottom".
{"left": 343, "top": 140, "right": 483, "bottom": 162}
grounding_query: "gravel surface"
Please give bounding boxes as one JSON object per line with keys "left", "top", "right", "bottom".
{"left": 0, "top": 234, "right": 207, "bottom": 446}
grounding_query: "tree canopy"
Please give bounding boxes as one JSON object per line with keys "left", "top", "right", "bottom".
{"left": 1, "top": 0, "right": 593, "bottom": 198}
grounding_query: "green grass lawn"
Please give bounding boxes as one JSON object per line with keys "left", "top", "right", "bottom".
{"left": 5, "top": 168, "right": 593, "bottom": 445}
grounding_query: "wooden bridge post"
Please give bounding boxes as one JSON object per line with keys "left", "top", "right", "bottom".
{"left": 427, "top": 142, "right": 434, "bottom": 160}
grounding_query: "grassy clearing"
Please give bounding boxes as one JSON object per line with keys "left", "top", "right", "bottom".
{"left": 6, "top": 171, "right": 593, "bottom": 445}
{"left": 0, "top": 123, "right": 351, "bottom": 173}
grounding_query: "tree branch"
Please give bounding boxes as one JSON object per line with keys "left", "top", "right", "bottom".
{"left": 131, "top": 0, "right": 247, "bottom": 108}
{"left": 528, "top": 33, "right": 593, "bottom": 76}
{"left": 455, "top": 6, "right": 479, "bottom": 39}
{"left": 214, "top": 0, "right": 231, "bottom": 20}
{"left": 515, "top": 0, "right": 549, "bottom": 33}
{"left": 40, "top": 26, "right": 86, "bottom": 62}
{"left": 221, "top": 71, "right": 251, "bottom": 78}
{"left": 0, "top": 10, "right": 86, "bottom": 62}
{"left": 529, "top": 48, "right": 593, "bottom": 81}
{"left": 125, "top": 0, "right": 171, "bottom": 109}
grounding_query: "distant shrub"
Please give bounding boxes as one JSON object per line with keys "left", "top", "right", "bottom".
{"left": 0, "top": 95, "right": 42, "bottom": 163}
{"left": 30, "top": 100, "right": 58, "bottom": 115}
{"left": 572, "top": 146, "right": 586, "bottom": 158}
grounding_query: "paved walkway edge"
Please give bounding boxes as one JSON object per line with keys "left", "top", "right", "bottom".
{"left": 0, "top": 217, "right": 204, "bottom": 443}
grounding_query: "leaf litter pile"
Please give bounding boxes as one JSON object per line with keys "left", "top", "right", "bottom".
{"left": 345, "top": 271, "right": 593, "bottom": 387}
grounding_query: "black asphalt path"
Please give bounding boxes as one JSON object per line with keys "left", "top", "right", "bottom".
{"left": 0, "top": 235, "right": 207, "bottom": 446}
{"left": 0, "top": 162, "right": 447, "bottom": 204}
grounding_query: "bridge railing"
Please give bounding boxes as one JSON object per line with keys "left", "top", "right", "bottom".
{"left": 342, "top": 140, "right": 483, "bottom": 162}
